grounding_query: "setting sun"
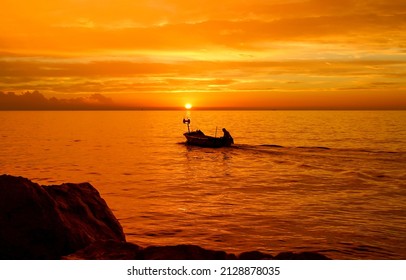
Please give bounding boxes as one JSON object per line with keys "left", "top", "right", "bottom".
{"left": 185, "top": 103, "right": 192, "bottom": 109}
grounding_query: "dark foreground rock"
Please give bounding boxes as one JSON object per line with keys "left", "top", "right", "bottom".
{"left": 63, "top": 241, "right": 330, "bottom": 260}
{"left": 0, "top": 175, "right": 330, "bottom": 260}
{"left": 63, "top": 242, "right": 238, "bottom": 260}
{"left": 274, "top": 251, "right": 330, "bottom": 260}
{"left": 62, "top": 240, "right": 142, "bottom": 260}
{"left": 0, "top": 175, "right": 125, "bottom": 259}
{"left": 238, "top": 250, "right": 273, "bottom": 260}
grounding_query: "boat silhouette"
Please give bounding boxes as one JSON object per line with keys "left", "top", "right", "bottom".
{"left": 183, "top": 118, "right": 233, "bottom": 148}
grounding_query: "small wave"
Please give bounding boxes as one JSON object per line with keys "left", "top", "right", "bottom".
{"left": 249, "top": 144, "right": 404, "bottom": 156}
{"left": 233, "top": 144, "right": 284, "bottom": 150}
{"left": 144, "top": 229, "right": 183, "bottom": 237}
{"left": 332, "top": 147, "right": 405, "bottom": 156}
{"left": 259, "top": 144, "right": 284, "bottom": 148}
{"left": 297, "top": 146, "right": 330, "bottom": 150}
{"left": 87, "top": 172, "right": 101, "bottom": 176}
{"left": 353, "top": 245, "right": 383, "bottom": 253}
{"left": 237, "top": 144, "right": 330, "bottom": 151}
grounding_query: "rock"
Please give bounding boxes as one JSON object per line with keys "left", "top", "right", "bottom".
{"left": 63, "top": 241, "right": 331, "bottom": 260}
{"left": 62, "top": 240, "right": 141, "bottom": 260}
{"left": 64, "top": 242, "right": 237, "bottom": 260}
{"left": 141, "top": 244, "right": 237, "bottom": 260}
{"left": 274, "top": 251, "right": 331, "bottom": 260}
{"left": 238, "top": 250, "right": 274, "bottom": 260}
{"left": 0, "top": 175, "right": 125, "bottom": 259}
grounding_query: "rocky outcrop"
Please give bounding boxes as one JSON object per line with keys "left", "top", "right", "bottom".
{"left": 274, "top": 251, "right": 330, "bottom": 260}
{"left": 63, "top": 241, "right": 330, "bottom": 260}
{"left": 141, "top": 244, "right": 237, "bottom": 260}
{"left": 62, "top": 240, "right": 142, "bottom": 260}
{"left": 63, "top": 242, "right": 238, "bottom": 260}
{"left": 0, "top": 174, "right": 330, "bottom": 260}
{"left": 238, "top": 250, "right": 273, "bottom": 260}
{"left": 0, "top": 175, "right": 125, "bottom": 259}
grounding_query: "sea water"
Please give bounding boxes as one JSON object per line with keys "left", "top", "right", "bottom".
{"left": 1, "top": 110, "right": 405, "bottom": 259}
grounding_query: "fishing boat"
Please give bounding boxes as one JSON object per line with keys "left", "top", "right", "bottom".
{"left": 183, "top": 118, "right": 233, "bottom": 148}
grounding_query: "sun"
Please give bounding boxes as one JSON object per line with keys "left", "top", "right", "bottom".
{"left": 185, "top": 103, "right": 192, "bottom": 109}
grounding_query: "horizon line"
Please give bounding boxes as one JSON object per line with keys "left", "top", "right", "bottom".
{"left": 0, "top": 107, "right": 405, "bottom": 111}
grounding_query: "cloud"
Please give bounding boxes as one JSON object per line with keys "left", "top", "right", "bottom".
{"left": 2, "top": 0, "right": 406, "bottom": 54}
{"left": 1, "top": 0, "right": 405, "bottom": 109}
{"left": 1, "top": 57, "right": 405, "bottom": 101}
{"left": 1, "top": 58, "right": 404, "bottom": 79}
{"left": 2, "top": 15, "right": 405, "bottom": 54}
{"left": 0, "top": 91, "right": 118, "bottom": 110}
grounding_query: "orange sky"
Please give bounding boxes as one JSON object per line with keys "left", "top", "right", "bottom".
{"left": 1, "top": 0, "right": 405, "bottom": 109}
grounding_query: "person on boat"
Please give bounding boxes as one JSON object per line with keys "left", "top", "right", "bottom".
{"left": 222, "top": 128, "right": 234, "bottom": 144}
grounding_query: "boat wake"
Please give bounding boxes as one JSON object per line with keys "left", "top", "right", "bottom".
{"left": 232, "top": 143, "right": 404, "bottom": 156}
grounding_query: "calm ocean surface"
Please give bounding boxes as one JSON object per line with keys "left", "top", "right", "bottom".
{"left": 1, "top": 110, "right": 405, "bottom": 259}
